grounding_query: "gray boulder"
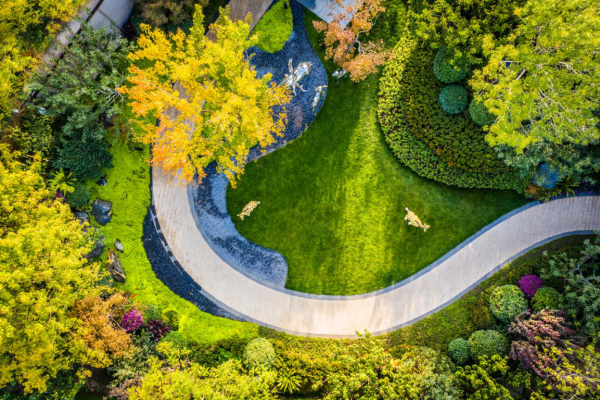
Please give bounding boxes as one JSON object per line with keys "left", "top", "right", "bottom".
{"left": 107, "top": 249, "right": 126, "bottom": 283}
{"left": 74, "top": 211, "right": 91, "bottom": 225}
{"left": 91, "top": 200, "right": 113, "bottom": 226}
{"left": 115, "top": 239, "right": 124, "bottom": 253}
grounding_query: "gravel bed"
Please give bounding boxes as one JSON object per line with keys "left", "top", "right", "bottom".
{"left": 191, "top": 0, "right": 328, "bottom": 287}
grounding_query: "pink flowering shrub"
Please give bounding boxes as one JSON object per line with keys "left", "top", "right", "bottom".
{"left": 518, "top": 275, "right": 543, "bottom": 299}
{"left": 121, "top": 309, "right": 143, "bottom": 332}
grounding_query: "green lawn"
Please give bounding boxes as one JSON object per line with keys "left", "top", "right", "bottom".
{"left": 226, "top": 12, "right": 528, "bottom": 295}
{"left": 94, "top": 143, "right": 258, "bottom": 344}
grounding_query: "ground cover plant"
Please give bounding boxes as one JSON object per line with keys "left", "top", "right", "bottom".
{"left": 253, "top": 0, "right": 293, "bottom": 53}
{"left": 93, "top": 143, "right": 257, "bottom": 344}
{"left": 226, "top": 10, "right": 527, "bottom": 295}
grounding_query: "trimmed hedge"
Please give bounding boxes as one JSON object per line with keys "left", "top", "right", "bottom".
{"left": 378, "top": 36, "right": 523, "bottom": 190}
{"left": 489, "top": 285, "right": 528, "bottom": 323}
{"left": 439, "top": 85, "right": 468, "bottom": 115}
{"left": 243, "top": 338, "right": 275, "bottom": 370}
{"left": 532, "top": 286, "right": 563, "bottom": 312}
{"left": 448, "top": 338, "right": 470, "bottom": 365}
{"left": 468, "top": 330, "right": 509, "bottom": 361}
{"left": 469, "top": 99, "right": 496, "bottom": 126}
{"left": 433, "top": 47, "right": 470, "bottom": 83}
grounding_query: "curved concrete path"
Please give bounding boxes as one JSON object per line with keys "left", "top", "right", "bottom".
{"left": 153, "top": 162, "right": 600, "bottom": 337}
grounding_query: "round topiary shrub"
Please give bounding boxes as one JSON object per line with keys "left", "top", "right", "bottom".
{"left": 518, "top": 275, "right": 544, "bottom": 299}
{"left": 448, "top": 338, "right": 470, "bottom": 365}
{"left": 469, "top": 99, "right": 496, "bottom": 126}
{"left": 439, "top": 85, "right": 469, "bottom": 115}
{"left": 162, "top": 331, "right": 188, "bottom": 349}
{"left": 243, "top": 338, "right": 275, "bottom": 370}
{"left": 532, "top": 286, "right": 563, "bottom": 312}
{"left": 468, "top": 330, "right": 509, "bottom": 361}
{"left": 143, "top": 304, "right": 162, "bottom": 321}
{"left": 433, "top": 47, "right": 470, "bottom": 83}
{"left": 162, "top": 309, "right": 180, "bottom": 330}
{"left": 489, "top": 285, "right": 529, "bottom": 323}
{"left": 65, "top": 182, "right": 89, "bottom": 210}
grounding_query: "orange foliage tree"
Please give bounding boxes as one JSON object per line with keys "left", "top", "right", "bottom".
{"left": 118, "top": 6, "right": 290, "bottom": 185}
{"left": 313, "top": 0, "right": 389, "bottom": 82}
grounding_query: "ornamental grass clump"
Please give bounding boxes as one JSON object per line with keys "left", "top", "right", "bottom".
{"left": 122, "top": 309, "right": 143, "bottom": 332}
{"left": 518, "top": 275, "right": 543, "bottom": 299}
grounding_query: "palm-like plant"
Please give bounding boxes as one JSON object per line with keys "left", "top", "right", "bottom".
{"left": 276, "top": 367, "right": 301, "bottom": 394}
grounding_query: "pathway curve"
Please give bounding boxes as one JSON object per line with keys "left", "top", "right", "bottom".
{"left": 155, "top": 170, "right": 600, "bottom": 338}
{"left": 150, "top": 0, "right": 600, "bottom": 337}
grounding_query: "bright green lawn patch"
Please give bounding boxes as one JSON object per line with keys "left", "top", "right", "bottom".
{"left": 253, "top": 0, "right": 293, "bottom": 53}
{"left": 226, "top": 12, "right": 528, "bottom": 296}
{"left": 94, "top": 143, "right": 258, "bottom": 344}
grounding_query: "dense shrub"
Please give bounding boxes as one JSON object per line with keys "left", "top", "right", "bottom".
{"left": 468, "top": 330, "right": 509, "bottom": 361}
{"left": 147, "top": 319, "right": 172, "bottom": 342}
{"left": 243, "top": 338, "right": 275, "bottom": 370}
{"left": 122, "top": 309, "right": 143, "bottom": 332}
{"left": 468, "top": 99, "right": 496, "bottom": 126}
{"left": 489, "top": 285, "right": 528, "bottom": 323}
{"left": 378, "top": 36, "right": 522, "bottom": 190}
{"left": 531, "top": 286, "right": 563, "bottom": 312}
{"left": 518, "top": 275, "right": 543, "bottom": 299}
{"left": 253, "top": 0, "right": 293, "bottom": 53}
{"left": 65, "top": 181, "right": 89, "bottom": 210}
{"left": 162, "top": 331, "right": 188, "bottom": 349}
{"left": 143, "top": 304, "right": 162, "bottom": 321}
{"left": 439, "top": 85, "right": 468, "bottom": 115}
{"left": 448, "top": 338, "right": 470, "bottom": 365}
{"left": 162, "top": 309, "right": 180, "bottom": 330}
{"left": 54, "top": 135, "right": 113, "bottom": 180}
{"left": 433, "top": 47, "right": 470, "bottom": 83}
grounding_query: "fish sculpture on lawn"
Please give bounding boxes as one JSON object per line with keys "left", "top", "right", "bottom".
{"left": 238, "top": 200, "right": 261, "bottom": 220}
{"left": 404, "top": 207, "right": 430, "bottom": 232}
{"left": 281, "top": 59, "right": 312, "bottom": 95}
{"left": 332, "top": 68, "right": 349, "bottom": 79}
{"left": 311, "top": 85, "right": 327, "bottom": 110}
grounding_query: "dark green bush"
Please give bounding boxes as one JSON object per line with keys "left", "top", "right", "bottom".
{"left": 469, "top": 99, "right": 496, "bottom": 126}
{"left": 531, "top": 286, "right": 563, "bottom": 312}
{"left": 468, "top": 330, "right": 509, "bottom": 361}
{"left": 65, "top": 182, "right": 89, "bottom": 210}
{"left": 439, "top": 85, "right": 468, "bottom": 115}
{"left": 378, "top": 36, "right": 522, "bottom": 190}
{"left": 243, "top": 338, "right": 275, "bottom": 370}
{"left": 489, "top": 285, "right": 528, "bottom": 323}
{"left": 162, "top": 309, "right": 180, "bottom": 330}
{"left": 448, "top": 338, "right": 470, "bottom": 365}
{"left": 143, "top": 304, "right": 162, "bottom": 321}
{"left": 433, "top": 47, "right": 470, "bottom": 83}
{"left": 54, "top": 135, "right": 112, "bottom": 180}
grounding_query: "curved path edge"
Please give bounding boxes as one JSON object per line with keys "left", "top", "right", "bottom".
{"left": 153, "top": 161, "right": 600, "bottom": 337}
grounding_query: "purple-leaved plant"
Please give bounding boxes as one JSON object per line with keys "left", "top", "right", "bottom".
{"left": 518, "top": 275, "right": 543, "bottom": 299}
{"left": 122, "top": 309, "right": 143, "bottom": 332}
{"left": 146, "top": 319, "right": 172, "bottom": 342}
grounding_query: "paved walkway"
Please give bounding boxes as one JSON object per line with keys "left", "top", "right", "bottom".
{"left": 154, "top": 158, "right": 600, "bottom": 337}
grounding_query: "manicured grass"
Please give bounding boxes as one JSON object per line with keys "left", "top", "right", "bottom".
{"left": 253, "top": 0, "right": 293, "bottom": 53}
{"left": 226, "top": 11, "right": 528, "bottom": 295}
{"left": 94, "top": 143, "right": 258, "bottom": 344}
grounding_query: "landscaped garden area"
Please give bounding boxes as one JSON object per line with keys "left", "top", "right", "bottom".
{"left": 1, "top": 0, "right": 600, "bottom": 398}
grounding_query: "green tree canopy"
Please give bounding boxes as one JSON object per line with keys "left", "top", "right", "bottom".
{"left": 472, "top": 0, "right": 600, "bottom": 182}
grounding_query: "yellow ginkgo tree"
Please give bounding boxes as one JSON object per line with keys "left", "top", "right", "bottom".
{"left": 119, "top": 6, "right": 290, "bottom": 186}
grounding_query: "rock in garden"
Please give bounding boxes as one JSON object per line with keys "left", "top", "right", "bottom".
{"left": 107, "top": 249, "right": 126, "bottom": 283}
{"left": 74, "top": 211, "right": 91, "bottom": 225}
{"left": 115, "top": 239, "right": 124, "bottom": 253}
{"left": 96, "top": 176, "right": 107, "bottom": 186}
{"left": 85, "top": 227, "right": 105, "bottom": 259}
{"left": 91, "top": 199, "right": 113, "bottom": 226}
